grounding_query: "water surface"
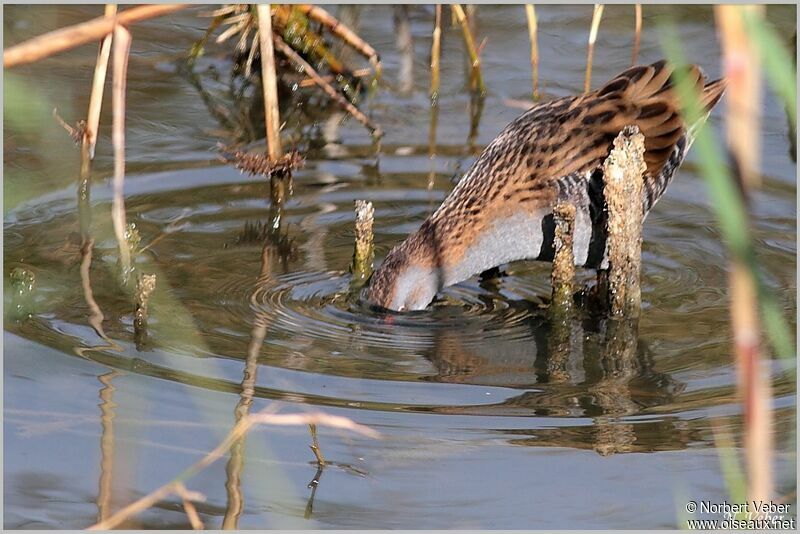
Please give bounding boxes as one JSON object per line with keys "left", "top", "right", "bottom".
{"left": 4, "top": 5, "right": 797, "bottom": 529}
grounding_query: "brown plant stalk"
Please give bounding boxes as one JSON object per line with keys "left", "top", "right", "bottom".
{"left": 585, "top": 4, "right": 605, "bottom": 93}
{"left": 430, "top": 5, "right": 443, "bottom": 99}
{"left": 525, "top": 4, "right": 539, "bottom": 100}
{"left": 111, "top": 24, "right": 132, "bottom": 277}
{"left": 4, "top": 4, "right": 188, "bottom": 68}
{"left": 603, "top": 125, "right": 646, "bottom": 317}
{"left": 86, "top": 4, "right": 117, "bottom": 159}
{"left": 632, "top": 4, "right": 642, "bottom": 66}
{"left": 272, "top": 34, "right": 383, "bottom": 137}
{"left": 257, "top": 4, "right": 283, "bottom": 161}
{"left": 295, "top": 3, "right": 381, "bottom": 73}
{"left": 452, "top": 3, "right": 486, "bottom": 96}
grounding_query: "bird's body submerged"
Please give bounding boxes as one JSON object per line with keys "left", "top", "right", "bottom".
{"left": 367, "top": 60, "right": 725, "bottom": 311}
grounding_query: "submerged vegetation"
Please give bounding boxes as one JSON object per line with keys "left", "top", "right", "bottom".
{"left": 3, "top": 4, "right": 796, "bottom": 529}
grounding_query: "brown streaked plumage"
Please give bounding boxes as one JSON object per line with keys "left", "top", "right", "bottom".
{"left": 367, "top": 60, "right": 726, "bottom": 311}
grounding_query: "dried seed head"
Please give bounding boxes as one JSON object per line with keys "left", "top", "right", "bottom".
{"left": 218, "top": 145, "right": 305, "bottom": 179}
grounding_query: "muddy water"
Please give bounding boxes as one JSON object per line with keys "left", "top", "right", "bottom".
{"left": 4, "top": 5, "right": 796, "bottom": 529}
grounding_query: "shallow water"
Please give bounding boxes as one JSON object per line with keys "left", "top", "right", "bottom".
{"left": 3, "top": 5, "right": 797, "bottom": 529}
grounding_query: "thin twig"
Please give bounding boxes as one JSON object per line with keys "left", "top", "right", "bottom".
{"left": 86, "top": 4, "right": 117, "bottom": 159}
{"left": 111, "top": 24, "right": 132, "bottom": 277}
{"left": 87, "top": 405, "right": 378, "bottom": 530}
{"left": 632, "top": 4, "right": 642, "bottom": 66}
{"left": 256, "top": 4, "right": 282, "bottom": 160}
{"left": 53, "top": 108, "right": 86, "bottom": 144}
{"left": 295, "top": 4, "right": 381, "bottom": 72}
{"left": 430, "top": 5, "right": 443, "bottom": 100}
{"left": 525, "top": 5, "right": 539, "bottom": 100}
{"left": 585, "top": 4, "right": 605, "bottom": 93}
{"left": 452, "top": 4, "right": 486, "bottom": 96}
{"left": 298, "top": 68, "right": 372, "bottom": 88}
{"left": 273, "top": 34, "right": 382, "bottom": 137}
{"left": 4, "top": 4, "right": 188, "bottom": 68}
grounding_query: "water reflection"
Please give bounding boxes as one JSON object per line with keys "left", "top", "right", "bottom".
{"left": 96, "top": 370, "right": 120, "bottom": 524}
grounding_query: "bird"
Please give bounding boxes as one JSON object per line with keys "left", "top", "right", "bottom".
{"left": 366, "top": 60, "right": 725, "bottom": 312}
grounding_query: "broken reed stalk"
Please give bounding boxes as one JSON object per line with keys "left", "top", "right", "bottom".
{"left": 295, "top": 3, "right": 381, "bottom": 74}
{"left": 111, "top": 24, "right": 132, "bottom": 278}
{"left": 309, "top": 423, "right": 326, "bottom": 466}
{"left": 4, "top": 4, "right": 188, "bottom": 68}
{"left": 585, "top": 4, "right": 605, "bottom": 93}
{"left": 632, "top": 4, "right": 642, "bottom": 66}
{"left": 715, "top": 4, "right": 771, "bottom": 503}
{"left": 134, "top": 273, "right": 157, "bottom": 349}
{"left": 86, "top": 4, "right": 117, "bottom": 159}
{"left": 430, "top": 5, "right": 443, "bottom": 100}
{"left": 87, "top": 406, "right": 379, "bottom": 530}
{"left": 602, "top": 125, "right": 646, "bottom": 317}
{"left": 452, "top": 3, "right": 486, "bottom": 96}
{"left": 53, "top": 108, "right": 87, "bottom": 144}
{"left": 525, "top": 4, "right": 539, "bottom": 100}
{"left": 256, "top": 4, "right": 282, "bottom": 161}
{"left": 272, "top": 34, "right": 383, "bottom": 137}
{"left": 551, "top": 202, "right": 576, "bottom": 312}
{"left": 351, "top": 200, "right": 375, "bottom": 284}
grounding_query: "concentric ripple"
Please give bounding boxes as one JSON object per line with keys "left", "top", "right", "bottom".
{"left": 230, "top": 269, "right": 544, "bottom": 353}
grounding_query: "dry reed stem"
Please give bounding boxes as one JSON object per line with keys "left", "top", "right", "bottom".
{"left": 632, "top": 4, "right": 642, "bottom": 66}
{"left": 86, "top": 4, "right": 117, "bottom": 159}
{"left": 603, "top": 125, "right": 646, "bottom": 317}
{"left": 87, "top": 406, "right": 378, "bottom": 530}
{"left": 298, "top": 68, "right": 372, "bottom": 88}
{"left": 351, "top": 200, "right": 375, "bottom": 282}
{"left": 585, "top": 4, "right": 605, "bottom": 93}
{"left": 452, "top": 4, "right": 486, "bottom": 96}
{"left": 430, "top": 5, "right": 443, "bottom": 99}
{"left": 295, "top": 4, "right": 381, "bottom": 72}
{"left": 4, "top": 4, "right": 188, "bottom": 68}
{"left": 173, "top": 482, "right": 205, "bottom": 530}
{"left": 715, "top": 4, "right": 771, "bottom": 503}
{"left": 525, "top": 5, "right": 539, "bottom": 100}
{"left": 256, "top": 4, "right": 283, "bottom": 161}
{"left": 551, "top": 202, "right": 576, "bottom": 311}
{"left": 273, "top": 34, "right": 383, "bottom": 137}
{"left": 111, "top": 24, "right": 131, "bottom": 277}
